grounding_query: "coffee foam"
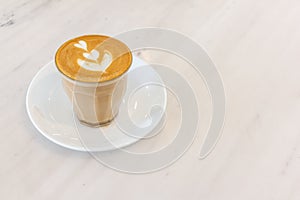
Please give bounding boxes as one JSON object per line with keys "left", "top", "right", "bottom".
{"left": 55, "top": 35, "right": 132, "bottom": 83}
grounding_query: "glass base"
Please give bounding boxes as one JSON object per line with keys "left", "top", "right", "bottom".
{"left": 77, "top": 112, "right": 118, "bottom": 128}
{"left": 78, "top": 118, "right": 114, "bottom": 128}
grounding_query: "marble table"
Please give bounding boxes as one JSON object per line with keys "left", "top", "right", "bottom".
{"left": 1, "top": 0, "right": 300, "bottom": 199}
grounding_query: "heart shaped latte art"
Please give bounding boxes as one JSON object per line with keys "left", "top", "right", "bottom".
{"left": 77, "top": 52, "right": 112, "bottom": 72}
{"left": 73, "top": 40, "right": 112, "bottom": 72}
{"left": 74, "top": 40, "right": 87, "bottom": 51}
{"left": 83, "top": 49, "right": 99, "bottom": 61}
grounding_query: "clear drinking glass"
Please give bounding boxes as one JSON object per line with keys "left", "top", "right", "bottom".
{"left": 60, "top": 72, "right": 128, "bottom": 127}
{"left": 55, "top": 35, "right": 132, "bottom": 127}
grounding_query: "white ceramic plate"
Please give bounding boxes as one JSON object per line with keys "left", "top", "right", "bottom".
{"left": 26, "top": 56, "right": 167, "bottom": 152}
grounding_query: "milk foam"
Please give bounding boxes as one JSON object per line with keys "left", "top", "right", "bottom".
{"left": 74, "top": 40, "right": 112, "bottom": 72}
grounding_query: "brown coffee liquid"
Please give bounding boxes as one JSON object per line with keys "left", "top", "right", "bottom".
{"left": 62, "top": 76, "right": 127, "bottom": 126}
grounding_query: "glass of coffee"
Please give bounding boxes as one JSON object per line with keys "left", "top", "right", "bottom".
{"left": 55, "top": 35, "right": 132, "bottom": 127}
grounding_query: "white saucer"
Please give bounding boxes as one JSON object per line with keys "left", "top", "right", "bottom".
{"left": 26, "top": 57, "right": 167, "bottom": 152}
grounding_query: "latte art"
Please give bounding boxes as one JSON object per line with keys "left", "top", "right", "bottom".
{"left": 73, "top": 40, "right": 113, "bottom": 72}
{"left": 74, "top": 40, "right": 88, "bottom": 50}
{"left": 55, "top": 35, "right": 132, "bottom": 82}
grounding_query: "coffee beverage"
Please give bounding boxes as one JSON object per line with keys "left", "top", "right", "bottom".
{"left": 55, "top": 35, "right": 132, "bottom": 127}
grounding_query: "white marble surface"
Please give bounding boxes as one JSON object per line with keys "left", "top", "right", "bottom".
{"left": 1, "top": 0, "right": 300, "bottom": 199}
